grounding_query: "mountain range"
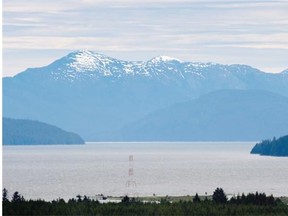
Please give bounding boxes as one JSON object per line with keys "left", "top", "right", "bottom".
{"left": 115, "top": 89, "right": 288, "bottom": 141}
{"left": 3, "top": 50, "right": 288, "bottom": 141}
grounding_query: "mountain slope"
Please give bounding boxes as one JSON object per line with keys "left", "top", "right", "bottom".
{"left": 3, "top": 118, "right": 85, "bottom": 145}
{"left": 115, "top": 90, "right": 288, "bottom": 141}
{"left": 3, "top": 50, "right": 288, "bottom": 140}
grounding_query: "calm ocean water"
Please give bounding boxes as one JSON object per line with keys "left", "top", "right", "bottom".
{"left": 3, "top": 142, "right": 288, "bottom": 200}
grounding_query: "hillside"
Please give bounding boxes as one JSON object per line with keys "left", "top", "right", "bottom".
{"left": 251, "top": 135, "right": 288, "bottom": 156}
{"left": 3, "top": 118, "right": 85, "bottom": 145}
{"left": 3, "top": 50, "right": 288, "bottom": 141}
{"left": 115, "top": 90, "right": 288, "bottom": 141}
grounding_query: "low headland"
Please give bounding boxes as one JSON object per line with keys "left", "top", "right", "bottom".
{"left": 251, "top": 135, "right": 288, "bottom": 156}
{"left": 3, "top": 188, "right": 288, "bottom": 216}
{"left": 3, "top": 118, "right": 85, "bottom": 145}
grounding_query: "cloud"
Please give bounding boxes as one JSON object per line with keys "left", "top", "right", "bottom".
{"left": 2, "top": 0, "right": 288, "bottom": 76}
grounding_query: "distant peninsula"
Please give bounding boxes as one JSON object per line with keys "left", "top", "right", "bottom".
{"left": 3, "top": 118, "right": 85, "bottom": 145}
{"left": 250, "top": 135, "right": 288, "bottom": 157}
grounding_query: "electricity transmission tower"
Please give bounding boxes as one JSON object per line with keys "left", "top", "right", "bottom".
{"left": 125, "top": 155, "right": 138, "bottom": 197}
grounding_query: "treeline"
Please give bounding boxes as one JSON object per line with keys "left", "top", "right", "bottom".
{"left": 251, "top": 135, "right": 288, "bottom": 156}
{"left": 3, "top": 188, "right": 288, "bottom": 216}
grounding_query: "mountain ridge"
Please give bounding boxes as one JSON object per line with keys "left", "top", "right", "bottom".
{"left": 115, "top": 89, "right": 288, "bottom": 141}
{"left": 3, "top": 50, "right": 288, "bottom": 140}
{"left": 10, "top": 50, "right": 279, "bottom": 80}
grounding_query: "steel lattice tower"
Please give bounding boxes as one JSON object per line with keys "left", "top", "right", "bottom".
{"left": 125, "top": 155, "right": 137, "bottom": 197}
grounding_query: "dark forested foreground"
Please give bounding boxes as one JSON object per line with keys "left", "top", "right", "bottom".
{"left": 3, "top": 188, "right": 288, "bottom": 216}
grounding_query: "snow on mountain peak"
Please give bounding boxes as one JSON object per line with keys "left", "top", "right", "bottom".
{"left": 63, "top": 49, "right": 116, "bottom": 75}
{"left": 45, "top": 50, "right": 273, "bottom": 83}
{"left": 72, "top": 49, "right": 94, "bottom": 56}
{"left": 150, "top": 55, "right": 182, "bottom": 64}
{"left": 66, "top": 50, "right": 102, "bottom": 72}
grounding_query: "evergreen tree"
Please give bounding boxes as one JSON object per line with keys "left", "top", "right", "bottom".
{"left": 212, "top": 187, "right": 227, "bottom": 204}
{"left": 2, "top": 188, "right": 9, "bottom": 202}
{"left": 76, "top": 194, "right": 82, "bottom": 202}
{"left": 193, "top": 193, "right": 201, "bottom": 203}
{"left": 122, "top": 195, "right": 130, "bottom": 203}
{"left": 12, "top": 191, "right": 22, "bottom": 202}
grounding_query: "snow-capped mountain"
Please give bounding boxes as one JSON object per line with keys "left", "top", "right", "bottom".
{"left": 16, "top": 50, "right": 186, "bottom": 82}
{"left": 3, "top": 50, "right": 288, "bottom": 141}
{"left": 14, "top": 49, "right": 273, "bottom": 84}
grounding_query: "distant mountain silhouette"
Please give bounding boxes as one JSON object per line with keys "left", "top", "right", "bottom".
{"left": 3, "top": 50, "right": 288, "bottom": 141}
{"left": 115, "top": 90, "right": 288, "bottom": 141}
{"left": 3, "top": 118, "right": 84, "bottom": 145}
{"left": 251, "top": 135, "right": 288, "bottom": 156}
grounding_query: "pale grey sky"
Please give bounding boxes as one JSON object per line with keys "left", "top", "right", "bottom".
{"left": 3, "top": 0, "right": 288, "bottom": 76}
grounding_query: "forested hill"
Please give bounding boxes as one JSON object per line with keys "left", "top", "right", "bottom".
{"left": 3, "top": 118, "right": 85, "bottom": 145}
{"left": 250, "top": 135, "right": 288, "bottom": 156}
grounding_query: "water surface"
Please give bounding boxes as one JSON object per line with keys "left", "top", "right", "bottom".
{"left": 3, "top": 142, "right": 288, "bottom": 200}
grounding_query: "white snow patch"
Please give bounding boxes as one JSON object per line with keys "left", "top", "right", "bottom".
{"left": 150, "top": 56, "right": 182, "bottom": 64}
{"left": 65, "top": 50, "right": 115, "bottom": 75}
{"left": 188, "top": 62, "right": 218, "bottom": 68}
{"left": 124, "top": 64, "right": 135, "bottom": 74}
{"left": 68, "top": 51, "right": 100, "bottom": 72}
